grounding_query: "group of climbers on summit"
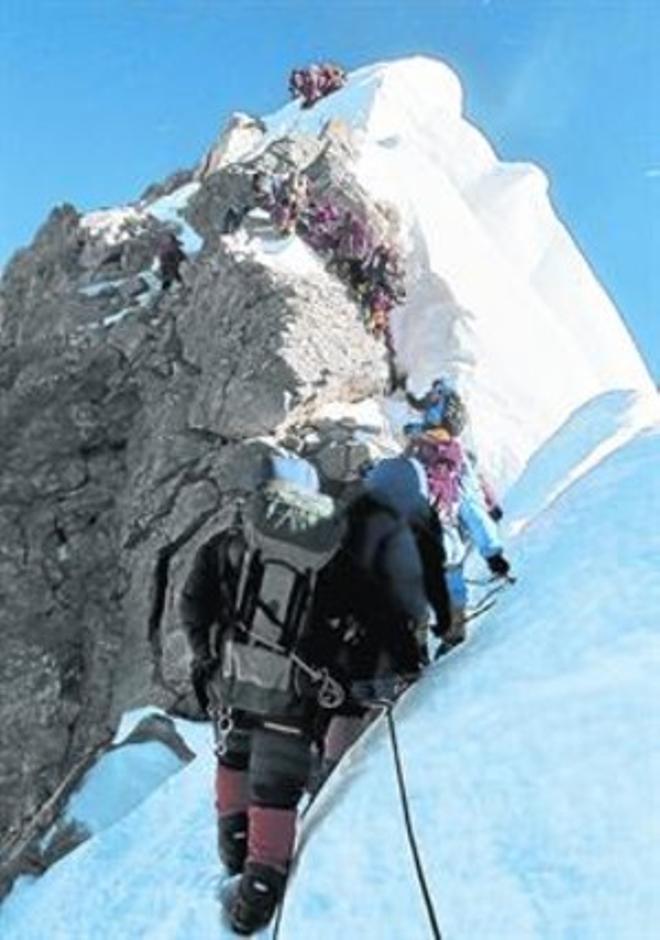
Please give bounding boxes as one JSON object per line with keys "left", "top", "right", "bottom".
{"left": 288, "top": 62, "right": 347, "bottom": 108}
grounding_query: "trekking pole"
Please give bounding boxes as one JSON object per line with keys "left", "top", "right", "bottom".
{"left": 470, "top": 573, "right": 516, "bottom": 611}
{"left": 435, "top": 575, "right": 517, "bottom": 658}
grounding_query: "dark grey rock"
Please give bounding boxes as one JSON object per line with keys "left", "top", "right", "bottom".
{"left": 195, "top": 112, "right": 266, "bottom": 180}
{"left": 140, "top": 168, "right": 194, "bottom": 205}
{"left": 0, "top": 127, "right": 392, "bottom": 896}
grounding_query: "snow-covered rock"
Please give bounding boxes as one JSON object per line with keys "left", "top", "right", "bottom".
{"left": 195, "top": 111, "right": 266, "bottom": 179}
{"left": 262, "top": 56, "right": 656, "bottom": 486}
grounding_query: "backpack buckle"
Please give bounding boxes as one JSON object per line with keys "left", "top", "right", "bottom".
{"left": 210, "top": 706, "right": 234, "bottom": 758}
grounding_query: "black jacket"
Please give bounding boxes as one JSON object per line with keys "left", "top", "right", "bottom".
{"left": 180, "top": 528, "right": 245, "bottom": 661}
{"left": 299, "top": 493, "right": 449, "bottom": 686}
{"left": 180, "top": 492, "right": 449, "bottom": 705}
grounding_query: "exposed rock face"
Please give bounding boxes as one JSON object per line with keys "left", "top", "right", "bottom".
{"left": 195, "top": 111, "right": 266, "bottom": 180}
{"left": 0, "top": 128, "right": 390, "bottom": 889}
{"left": 139, "top": 168, "right": 195, "bottom": 205}
{"left": 186, "top": 121, "right": 398, "bottom": 248}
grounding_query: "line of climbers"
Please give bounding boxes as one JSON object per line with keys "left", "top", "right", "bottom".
{"left": 288, "top": 62, "right": 347, "bottom": 109}
{"left": 180, "top": 379, "right": 511, "bottom": 935}
{"left": 225, "top": 169, "right": 406, "bottom": 344}
{"left": 153, "top": 62, "right": 404, "bottom": 368}
{"left": 154, "top": 171, "right": 404, "bottom": 350}
{"left": 403, "top": 377, "right": 507, "bottom": 652}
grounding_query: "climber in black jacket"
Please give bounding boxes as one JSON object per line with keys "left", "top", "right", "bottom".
{"left": 180, "top": 454, "right": 449, "bottom": 935}
{"left": 301, "top": 455, "right": 451, "bottom": 783}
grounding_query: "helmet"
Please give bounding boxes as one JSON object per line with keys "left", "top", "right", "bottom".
{"left": 423, "top": 378, "right": 467, "bottom": 437}
{"left": 262, "top": 453, "right": 320, "bottom": 494}
{"left": 441, "top": 390, "right": 467, "bottom": 436}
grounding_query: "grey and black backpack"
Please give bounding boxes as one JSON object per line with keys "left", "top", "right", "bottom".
{"left": 213, "top": 466, "right": 346, "bottom": 717}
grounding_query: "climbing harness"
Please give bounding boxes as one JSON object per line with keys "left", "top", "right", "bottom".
{"left": 233, "top": 618, "right": 346, "bottom": 710}
{"left": 209, "top": 705, "right": 236, "bottom": 759}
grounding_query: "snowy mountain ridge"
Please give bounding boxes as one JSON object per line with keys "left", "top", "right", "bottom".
{"left": 257, "top": 56, "right": 657, "bottom": 485}
{"left": 69, "top": 54, "right": 658, "bottom": 488}
{"left": 1, "top": 55, "right": 659, "bottom": 939}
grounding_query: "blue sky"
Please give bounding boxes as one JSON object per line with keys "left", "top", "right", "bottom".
{"left": 1, "top": 0, "right": 658, "bottom": 376}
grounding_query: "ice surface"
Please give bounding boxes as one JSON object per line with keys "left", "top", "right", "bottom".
{"left": 145, "top": 182, "right": 203, "bottom": 254}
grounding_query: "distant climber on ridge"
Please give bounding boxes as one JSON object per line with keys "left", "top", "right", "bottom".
{"left": 271, "top": 171, "right": 310, "bottom": 235}
{"left": 405, "top": 378, "right": 512, "bottom": 652}
{"left": 156, "top": 232, "right": 186, "bottom": 291}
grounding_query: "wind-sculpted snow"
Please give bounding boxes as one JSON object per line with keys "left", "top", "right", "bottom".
{"left": 505, "top": 388, "right": 660, "bottom": 534}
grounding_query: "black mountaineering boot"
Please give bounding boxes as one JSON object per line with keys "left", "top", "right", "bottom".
{"left": 218, "top": 811, "right": 248, "bottom": 876}
{"left": 229, "top": 862, "right": 286, "bottom": 935}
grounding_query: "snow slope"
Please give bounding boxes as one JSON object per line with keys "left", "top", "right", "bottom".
{"left": 2, "top": 393, "right": 659, "bottom": 940}
{"left": 281, "top": 411, "right": 660, "bottom": 940}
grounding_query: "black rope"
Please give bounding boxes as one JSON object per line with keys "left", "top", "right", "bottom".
{"left": 272, "top": 689, "right": 444, "bottom": 939}
{"left": 383, "top": 701, "right": 443, "bottom": 940}
{"left": 469, "top": 574, "right": 516, "bottom": 611}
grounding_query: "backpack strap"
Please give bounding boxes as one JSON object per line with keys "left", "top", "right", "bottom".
{"left": 236, "top": 549, "right": 264, "bottom": 631}
{"left": 282, "top": 565, "right": 313, "bottom": 649}
{"left": 233, "top": 549, "right": 314, "bottom": 654}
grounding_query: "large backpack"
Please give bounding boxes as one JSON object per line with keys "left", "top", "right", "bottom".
{"left": 213, "top": 475, "right": 346, "bottom": 717}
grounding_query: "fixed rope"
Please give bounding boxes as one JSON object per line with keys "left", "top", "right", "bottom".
{"left": 271, "top": 691, "right": 443, "bottom": 940}
{"left": 272, "top": 579, "right": 518, "bottom": 937}
{"left": 380, "top": 698, "right": 443, "bottom": 940}
{"left": 469, "top": 574, "right": 516, "bottom": 610}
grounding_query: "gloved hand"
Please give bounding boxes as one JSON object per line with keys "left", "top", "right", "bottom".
{"left": 489, "top": 504, "right": 504, "bottom": 523}
{"left": 190, "top": 655, "right": 218, "bottom": 713}
{"left": 487, "top": 552, "right": 511, "bottom": 578}
{"left": 351, "top": 674, "right": 413, "bottom": 705}
{"left": 412, "top": 620, "right": 430, "bottom": 668}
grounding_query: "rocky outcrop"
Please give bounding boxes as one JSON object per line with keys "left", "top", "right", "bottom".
{"left": 186, "top": 120, "right": 398, "bottom": 248}
{"left": 0, "top": 125, "right": 391, "bottom": 891}
{"left": 195, "top": 112, "right": 266, "bottom": 180}
{"left": 139, "top": 168, "right": 195, "bottom": 205}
